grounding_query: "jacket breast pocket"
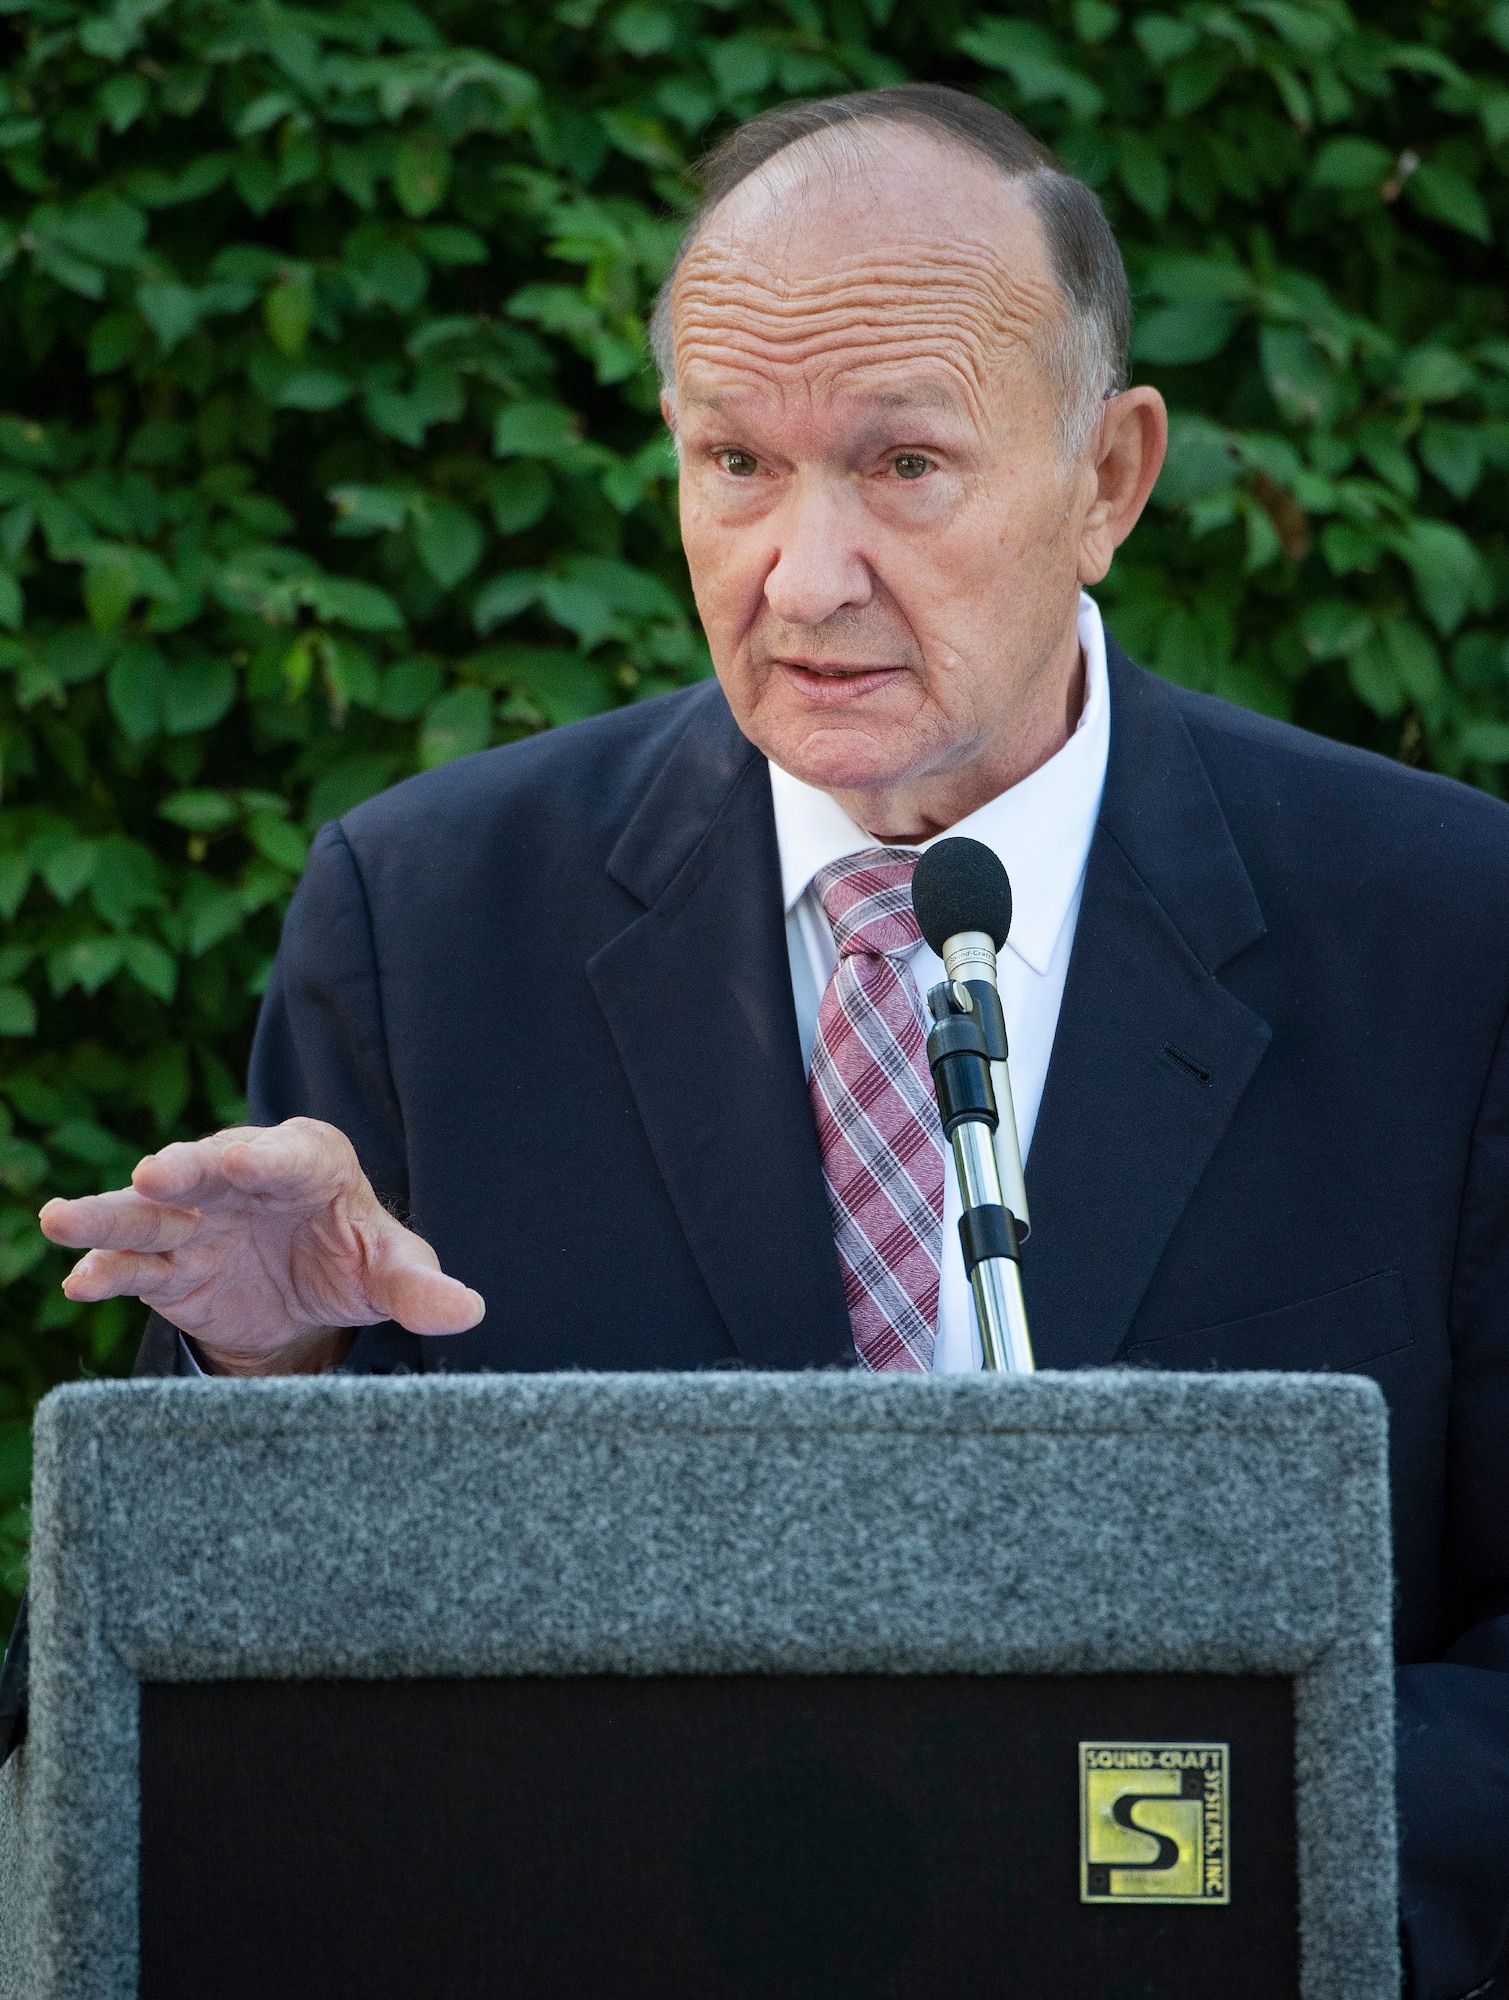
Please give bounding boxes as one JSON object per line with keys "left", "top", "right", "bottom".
{"left": 1120, "top": 1269, "right": 1415, "bottom": 1375}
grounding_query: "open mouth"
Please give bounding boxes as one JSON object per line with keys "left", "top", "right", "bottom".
{"left": 774, "top": 660, "right": 908, "bottom": 702}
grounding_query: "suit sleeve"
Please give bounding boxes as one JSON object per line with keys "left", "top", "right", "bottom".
{"left": 1397, "top": 1002, "right": 1509, "bottom": 1999}
{"left": 247, "top": 819, "right": 409, "bottom": 1203}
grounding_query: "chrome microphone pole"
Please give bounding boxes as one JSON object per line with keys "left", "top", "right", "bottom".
{"left": 924, "top": 975, "right": 1035, "bottom": 1375}
{"left": 912, "top": 837, "right": 1035, "bottom": 1375}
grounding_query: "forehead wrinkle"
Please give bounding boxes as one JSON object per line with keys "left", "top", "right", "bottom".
{"left": 675, "top": 289, "right": 1047, "bottom": 368}
{"left": 671, "top": 212, "right": 1063, "bottom": 427}
{"left": 674, "top": 282, "right": 1056, "bottom": 437}
{"left": 676, "top": 238, "right": 1051, "bottom": 329}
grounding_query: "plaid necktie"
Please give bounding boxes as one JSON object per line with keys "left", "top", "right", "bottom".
{"left": 808, "top": 848, "right": 946, "bottom": 1373}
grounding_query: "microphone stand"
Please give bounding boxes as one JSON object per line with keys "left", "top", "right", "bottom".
{"left": 924, "top": 971, "right": 1035, "bottom": 1375}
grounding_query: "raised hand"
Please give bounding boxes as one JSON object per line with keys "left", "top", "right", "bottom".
{"left": 38, "top": 1118, "right": 483, "bottom": 1375}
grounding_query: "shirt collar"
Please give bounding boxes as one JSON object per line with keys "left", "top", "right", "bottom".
{"left": 767, "top": 591, "right": 1111, "bottom": 977}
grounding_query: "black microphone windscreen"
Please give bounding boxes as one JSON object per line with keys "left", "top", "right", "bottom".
{"left": 912, "top": 837, "right": 1012, "bottom": 954}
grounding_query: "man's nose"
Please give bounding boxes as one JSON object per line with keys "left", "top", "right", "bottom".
{"left": 762, "top": 479, "right": 873, "bottom": 628}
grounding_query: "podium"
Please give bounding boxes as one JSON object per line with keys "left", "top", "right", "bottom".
{"left": 0, "top": 1369, "right": 1398, "bottom": 1998}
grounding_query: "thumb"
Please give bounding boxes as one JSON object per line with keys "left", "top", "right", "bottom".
{"left": 367, "top": 1246, "right": 485, "bottom": 1337}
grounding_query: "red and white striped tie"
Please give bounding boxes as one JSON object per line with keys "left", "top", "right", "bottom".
{"left": 808, "top": 848, "right": 946, "bottom": 1373}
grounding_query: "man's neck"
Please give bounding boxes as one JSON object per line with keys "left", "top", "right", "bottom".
{"left": 826, "top": 642, "right": 1088, "bottom": 845}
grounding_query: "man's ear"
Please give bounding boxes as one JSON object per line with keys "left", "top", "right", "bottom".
{"left": 1077, "top": 386, "right": 1168, "bottom": 586}
{"left": 660, "top": 390, "right": 678, "bottom": 437}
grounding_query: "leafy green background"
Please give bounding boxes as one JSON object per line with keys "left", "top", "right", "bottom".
{"left": 0, "top": 0, "right": 1504, "bottom": 1633}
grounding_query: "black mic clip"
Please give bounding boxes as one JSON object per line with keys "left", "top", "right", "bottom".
{"left": 924, "top": 980, "right": 1012, "bottom": 1139}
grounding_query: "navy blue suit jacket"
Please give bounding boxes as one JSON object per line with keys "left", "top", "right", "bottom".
{"left": 165, "top": 642, "right": 1508, "bottom": 1993}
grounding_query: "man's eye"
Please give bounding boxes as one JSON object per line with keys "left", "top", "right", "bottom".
{"left": 892, "top": 453, "right": 931, "bottom": 480}
{"left": 717, "top": 450, "right": 759, "bottom": 476}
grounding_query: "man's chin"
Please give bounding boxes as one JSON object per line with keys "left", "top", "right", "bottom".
{"left": 753, "top": 714, "right": 929, "bottom": 800}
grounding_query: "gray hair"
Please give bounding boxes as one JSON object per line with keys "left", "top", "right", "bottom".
{"left": 650, "top": 84, "right": 1131, "bottom": 459}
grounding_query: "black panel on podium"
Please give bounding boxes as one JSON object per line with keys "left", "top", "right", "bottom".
{"left": 141, "top": 1674, "right": 1298, "bottom": 2000}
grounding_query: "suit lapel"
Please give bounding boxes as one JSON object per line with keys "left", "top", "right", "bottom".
{"left": 1023, "top": 647, "right": 1273, "bottom": 1368}
{"left": 588, "top": 688, "right": 854, "bottom": 1369}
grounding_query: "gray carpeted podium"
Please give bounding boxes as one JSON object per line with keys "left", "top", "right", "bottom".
{"left": 0, "top": 1369, "right": 1398, "bottom": 1999}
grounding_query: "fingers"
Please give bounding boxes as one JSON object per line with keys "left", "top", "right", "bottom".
{"left": 56, "top": 1190, "right": 488, "bottom": 1338}
{"left": 217, "top": 1119, "right": 362, "bottom": 1204}
{"left": 40, "top": 1190, "right": 202, "bottom": 1254}
{"left": 368, "top": 1257, "right": 486, "bottom": 1338}
{"left": 129, "top": 1127, "right": 267, "bottom": 1204}
{"left": 129, "top": 1119, "right": 355, "bottom": 1210}
{"left": 62, "top": 1248, "right": 177, "bottom": 1303}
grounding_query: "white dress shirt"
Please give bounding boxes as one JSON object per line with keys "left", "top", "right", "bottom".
{"left": 771, "top": 591, "right": 1112, "bottom": 1373}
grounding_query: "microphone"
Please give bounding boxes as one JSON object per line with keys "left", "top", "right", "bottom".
{"left": 912, "top": 838, "right": 1035, "bottom": 1375}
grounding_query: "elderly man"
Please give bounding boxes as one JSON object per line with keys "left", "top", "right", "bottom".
{"left": 26, "top": 85, "right": 1509, "bottom": 1995}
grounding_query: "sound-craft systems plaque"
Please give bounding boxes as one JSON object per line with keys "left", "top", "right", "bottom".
{"left": 1080, "top": 1742, "right": 1230, "bottom": 1905}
